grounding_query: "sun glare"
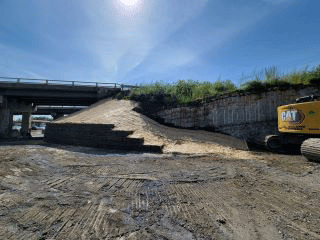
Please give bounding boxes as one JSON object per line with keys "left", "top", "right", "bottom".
{"left": 119, "top": 0, "right": 139, "bottom": 6}
{"left": 113, "top": 0, "right": 143, "bottom": 16}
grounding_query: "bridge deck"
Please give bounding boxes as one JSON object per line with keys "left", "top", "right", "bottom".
{"left": 0, "top": 77, "right": 137, "bottom": 105}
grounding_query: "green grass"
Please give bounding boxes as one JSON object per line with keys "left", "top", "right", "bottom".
{"left": 123, "top": 64, "right": 320, "bottom": 105}
{"left": 128, "top": 80, "right": 237, "bottom": 104}
{"left": 240, "top": 65, "right": 320, "bottom": 93}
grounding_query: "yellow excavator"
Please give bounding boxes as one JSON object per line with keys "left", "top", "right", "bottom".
{"left": 272, "top": 95, "right": 320, "bottom": 161}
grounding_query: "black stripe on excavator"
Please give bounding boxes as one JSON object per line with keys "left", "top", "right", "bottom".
{"left": 296, "top": 95, "right": 320, "bottom": 103}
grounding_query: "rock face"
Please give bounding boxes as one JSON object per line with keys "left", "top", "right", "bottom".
{"left": 157, "top": 86, "right": 320, "bottom": 144}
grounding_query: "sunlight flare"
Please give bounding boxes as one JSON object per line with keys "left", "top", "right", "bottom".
{"left": 119, "top": 0, "right": 139, "bottom": 6}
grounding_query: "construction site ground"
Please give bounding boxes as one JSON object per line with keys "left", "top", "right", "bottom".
{"left": 1, "top": 99, "right": 320, "bottom": 240}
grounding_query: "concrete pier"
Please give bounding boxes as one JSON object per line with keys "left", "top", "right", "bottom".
{"left": 21, "top": 112, "right": 32, "bottom": 137}
{"left": 0, "top": 96, "right": 33, "bottom": 138}
{"left": 0, "top": 108, "right": 11, "bottom": 137}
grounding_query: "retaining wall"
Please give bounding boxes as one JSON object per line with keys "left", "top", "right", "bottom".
{"left": 157, "top": 87, "right": 320, "bottom": 142}
{"left": 44, "top": 123, "right": 162, "bottom": 152}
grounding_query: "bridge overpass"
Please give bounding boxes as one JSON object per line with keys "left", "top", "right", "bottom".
{"left": 0, "top": 77, "right": 136, "bottom": 137}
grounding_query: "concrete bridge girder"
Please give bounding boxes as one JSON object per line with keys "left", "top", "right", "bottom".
{"left": 0, "top": 82, "right": 122, "bottom": 106}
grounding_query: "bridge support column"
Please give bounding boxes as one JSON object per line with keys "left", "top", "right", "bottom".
{"left": 1, "top": 98, "right": 33, "bottom": 138}
{"left": 8, "top": 112, "right": 13, "bottom": 132}
{"left": 21, "top": 112, "right": 32, "bottom": 137}
{"left": 0, "top": 107, "right": 11, "bottom": 138}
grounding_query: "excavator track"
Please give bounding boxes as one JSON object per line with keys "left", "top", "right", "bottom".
{"left": 301, "top": 138, "right": 320, "bottom": 161}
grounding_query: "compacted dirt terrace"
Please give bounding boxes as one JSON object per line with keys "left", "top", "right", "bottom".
{"left": 1, "top": 99, "right": 320, "bottom": 240}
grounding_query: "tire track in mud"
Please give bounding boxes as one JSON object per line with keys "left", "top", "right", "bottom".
{"left": 232, "top": 177, "right": 320, "bottom": 239}
{"left": 9, "top": 168, "right": 160, "bottom": 240}
{"left": 59, "top": 179, "right": 159, "bottom": 239}
{"left": 5, "top": 169, "right": 318, "bottom": 240}
{"left": 163, "top": 182, "right": 235, "bottom": 239}
{"left": 2, "top": 145, "right": 320, "bottom": 239}
{"left": 244, "top": 182, "right": 320, "bottom": 239}
{"left": 4, "top": 231, "right": 38, "bottom": 240}
{"left": 159, "top": 168, "right": 320, "bottom": 240}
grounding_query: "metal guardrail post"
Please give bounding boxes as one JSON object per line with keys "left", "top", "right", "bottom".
{"left": 72, "top": 81, "right": 75, "bottom": 86}
{"left": 46, "top": 80, "right": 49, "bottom": 84}
{"left": 17, "top": 78, "right": 20, "bottom": 83}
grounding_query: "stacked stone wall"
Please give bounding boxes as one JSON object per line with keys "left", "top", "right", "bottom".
{"left": 44, "top": 123, "right": 161, "bottom": 152}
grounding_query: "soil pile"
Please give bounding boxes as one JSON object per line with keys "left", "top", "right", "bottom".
{"left": 55, "top": 99, "right": 250, "bottom": 158}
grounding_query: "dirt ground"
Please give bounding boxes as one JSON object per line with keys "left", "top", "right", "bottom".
{"left": 0, "top": 141, "right": 320, "bottom": 240}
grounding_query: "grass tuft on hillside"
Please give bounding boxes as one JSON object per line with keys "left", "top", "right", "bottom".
{"left": 118, "top": 65, "right": 320, "bottom": 105}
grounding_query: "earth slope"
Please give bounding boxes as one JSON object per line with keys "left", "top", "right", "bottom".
{"left": 55, "top": 99, "right": 250, "bottom": 158}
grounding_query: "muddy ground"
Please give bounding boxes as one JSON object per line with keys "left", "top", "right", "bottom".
{"left": 0, "top": 141, "right": 320, "bottom": 240}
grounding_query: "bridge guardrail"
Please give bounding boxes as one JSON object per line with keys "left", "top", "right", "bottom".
{"left": 0, "top": 76, "right": 138, "bottom": 90}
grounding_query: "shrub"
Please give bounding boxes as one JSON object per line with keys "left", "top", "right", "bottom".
{"left": 175, "top": 80, "right": 194, "bottom": 98}
{"left": 129, "top": 92, "right": 178, "bottom": 113}
{"left": 265, "top": 78, "right": 291, "bottom": 89}
{"left": 192, "top": 82, "right": 216, "bottom": 100}
{"left": 212, "top": 81, "right": 226, "bottom": 92}
{"left": 223, "top": 80, "right": 237, "bottom": 92}
{"left": 241, "top": 80, "right": 266, "bottom": 93}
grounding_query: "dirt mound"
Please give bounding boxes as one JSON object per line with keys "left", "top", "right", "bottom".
{"left": 55, "top": 99, "right": 251, "bottom": 158}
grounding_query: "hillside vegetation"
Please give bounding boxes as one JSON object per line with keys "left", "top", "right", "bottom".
{"left": 119, "top": 65, "right": 320, "bottom": 105}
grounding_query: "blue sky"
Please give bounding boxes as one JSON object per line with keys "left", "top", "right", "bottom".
{"left": 0, "top": 0, "right": 319, "bottom": 86}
